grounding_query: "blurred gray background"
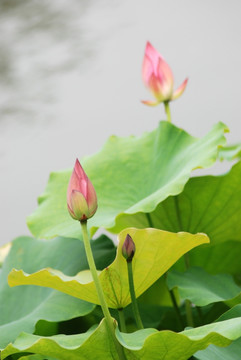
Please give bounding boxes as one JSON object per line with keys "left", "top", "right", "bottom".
{"left": 0, "top": 0, "right": 240, "bottom": 245}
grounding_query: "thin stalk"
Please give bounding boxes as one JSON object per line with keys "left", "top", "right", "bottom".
{"left": 174, "top": 196, "right": 194, "bottom": 327}
{"left": 118, "top": 309, "right": 127, "bottom": 333}
{"left": 80, "top": 221, "right": 127, "bottom": 360}
{"left": 174, "top": 193, "right": 194, "bottom": 328}
{"left": 184, "top": 252, "right": 194, "bottom": 328}
{"left": 173, "top": 196, "right": 194, "bottom": 328}
{"left": 168, "top": 288, "right": 185, "bottom": 330}
{"left": 184, "top": 253, "right": 190, "bottom": 269}
{"left": 127, "top": 261, "right": 144, "bottom": 329}
{"left": 164, "top": 101, "right": 171, "bottom": 122}
{"left": 164, "top": 273, "right": 184, "bottom": 330}
{"left": 196, "top": 306, "right": 204, "bottom": 325}
{"left": 146, "top": 213, "right": 154, "bottom": 228}
{"left": 185, "top": 299, "right": 194, "bottom": 327}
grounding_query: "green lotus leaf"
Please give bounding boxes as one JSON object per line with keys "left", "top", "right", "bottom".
{"left": 194, "top": 338, "right": 241, "bottom": 360}
{"left": 1, "top": 319, "right": 116, "bottom": 360}
{"left": 27, "top": 121, "right": 228, "bottom": 239}
{"left": 186, "top": 240, "right": 241, "bottom": 276}
{"left": 0, "top": 235, "right": 116, "bottom": 349}
{"left": 218, "top": 143, "right": 241, "bottom": 161}
{"left": 194, "top": 305, "right": 241, "bottom": 359}
{"left": 8, "top": 228, "right": 209, "bottom": 309}
{"left": 117, "top": 317, "right": 241, "bottom": 359}
{"left": 216, "top": 304, "right": 241, "bottom": 322}
{"left": 114, "top": 160, "right": 241, "bottom": 274}
{"left": 167, "top": 267, "right": 241, "bottom": 306}
{"left": 3, "top": 316, "right": 241, "bottom": 360}
{"left": 113, "top": 160, "right": 241, "bottom": 240}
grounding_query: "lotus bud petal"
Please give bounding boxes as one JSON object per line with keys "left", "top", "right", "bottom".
{"left": 67, "top": 159, "right": 97, "bottom": 221}
{"left": 122, "top": 234, "right": 136, "bottom": 262}
{"left": 142, "top": 41, "right": 188, "bottom": 105}
{"left": 172, "top": 78, "right": 188, "bottom": 100}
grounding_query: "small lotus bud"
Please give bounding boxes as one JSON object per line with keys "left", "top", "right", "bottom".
{"left": 122, "top": 234, "right": 136, "bottom": 262}
{"left": 67, "top": 159, "right": 97, "bottom": 222}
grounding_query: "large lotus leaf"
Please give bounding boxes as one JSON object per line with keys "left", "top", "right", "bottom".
{"left": 0, "top": 235, "right": 116, "bottom": 349}
{"left": 8, "top": 228, "right": 209, "bottom": 309}
{"left": 194, "top": 338, "right": 241, "bottom": 360}
{"left": 3, "top": 317, "right": 241, "bottom": 360}
{"left": 27, "top": 121, "right": 228, "bottom": 239}
{"left": 216, "top": 304, "right": 241, "bottom": 322}
{"left": 167, "top": 267, "right": 241, "bottom": 306}
{"left": 184, "top": 240, "right": 241, "bottom": 275}
{"left": 113, "top": 160, "right": 241, "bottom": 239}
{"left": 194, "top": 305, "right": 241, "bottom": 359}
{"left": 1, "top": 319, "right": 116, "bottom": 360}
{"left": 117, "top": 318, "right": 241, "bottom": 359}
{"left": 113, "top": 160, "right": 241, "bottom": 273}
{"left": 218, "top": 143, "right": 241, "bottom": 161}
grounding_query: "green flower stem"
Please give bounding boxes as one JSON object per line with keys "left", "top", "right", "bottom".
{"left": 164, "top": 273, "right": 184, "bottom": 330}
{"left": 196, "top": 306, "right": 204, "bottom": 325}
{"left": 80, "top": 221, "right": 127, "bottom": 360}
{"left": 168, "top": 288, "right": 185, "bottom": 330}
{"left": 118, "top": 309, "right": 127, "bottom": 333}
{"left": 184, "top": 252, "right": 194, "bottom": 328}
{"left": 146, "top": 213, "right": 184, "bottom": 329}
{"left": 184, "top": 253, "right": 190, "bottom": 269}
{"left": 164, "top": 101, "right": 171, "bottom": 123}
{"left": 174, "top": 196, "right": 194, "bottom": 327}
{"left": 185, "top": 299, "right": 194, "bottom": 327}
{"left": 173, "top": 196, "right": 194, "bottom": 328}
{"left": 146, "top": 213, "right": 154, "bottom": 228}
{"left": 127, "top": 260, "right": 144, "bottom": 329}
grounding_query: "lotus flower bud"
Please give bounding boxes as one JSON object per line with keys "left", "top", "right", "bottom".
{"left": 122, "top": 234, "right": 136, "bottom": 262}
{"left": 67, "top": 159, "right": 97, "bottom": 222}
{"left": 142, "top": 41, "right": 188, "bottom": 106}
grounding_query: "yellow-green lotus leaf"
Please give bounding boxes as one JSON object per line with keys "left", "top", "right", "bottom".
{"left": 9, "top": 228, "right": 209, "bottom": 309}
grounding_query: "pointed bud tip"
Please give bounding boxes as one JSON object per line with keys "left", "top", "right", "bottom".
{"left": 122, "top": 234, "right": 136, "bottom": 262}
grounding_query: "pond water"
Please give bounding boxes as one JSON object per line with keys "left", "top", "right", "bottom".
{"left": 1, "top": 0, "right": 241, "bottom": 244}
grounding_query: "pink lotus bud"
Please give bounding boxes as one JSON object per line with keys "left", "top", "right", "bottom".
{"left": 122, "top": 234, "right": 136, "bottom": 262}
{"left": 142, "top": 41, "right": 188, "bottom": 106}
{"left": 67, "top": 159, "right": 97, "bottom": 222}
